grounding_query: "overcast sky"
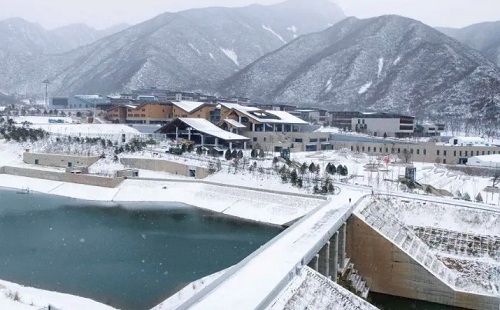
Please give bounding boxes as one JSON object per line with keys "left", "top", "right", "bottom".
{"left": 0, "top": 0, "right": 499, "bottom": 30}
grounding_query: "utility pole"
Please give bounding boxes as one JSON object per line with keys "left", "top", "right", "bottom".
{"left": 42, "top": 79, "right": 50, "bottom": 106}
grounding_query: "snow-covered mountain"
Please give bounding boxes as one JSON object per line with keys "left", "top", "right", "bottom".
{"left": 437, "top": 21, "right": 500, "bottom": 66}
{"left": 0, "top": 0, "right": 345, "bottom": 96}
{"left": 0, "top": 18, "right": 129, "bottom": 54}
{"left": 51, "top": 23, "right": 130, "bottom": 52}
{"left": 220, "top": 15, "right": 500, "bottom": 119}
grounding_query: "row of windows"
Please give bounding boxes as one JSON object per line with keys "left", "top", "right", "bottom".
{"left": 252, "top": 137, "right": 328, "bottom": 143}
{"left": 351, "top": 145, "right": 498, "bottom": 157}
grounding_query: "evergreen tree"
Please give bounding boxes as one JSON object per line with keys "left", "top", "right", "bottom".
{"left": 231, "top": 149, "right": 238, "bottom": 158}
{"left": 181, "top": 144, "right": 187, "bottom": 153}
{"left": 259, "top": 149, "right": 265, "bottom": 158}
{"left": 290, "top": 169, "right": 298, "bottom": 185}
{"left": 342, "top": 165, "right": 349, "bottom": 176}
{"left": 328, "top": 183, "right": 335, "bottom": 194}
{"left": 251, "top": 149, "right": 257, "bottom": 158}
{"left": 330, "top": 164, "right": 336, "bottom": 175}
{"left": 300, "top": 162, "right": 308, "bottom": 175}
{"left": 313, "top": 184, "right": 320, "bottom": 194}
{"left": 462, "top": 192, "right": 471, "bottom": 201}
{"left": 336, "top": 164, "right": 343, "bottom": 175}
{"left": 225, "top": 149, "right": 232, "bottom": 160}
{"left": 196, "top": 146, "right": 203, "bottom": 156}
{"left": 455, "top": 190, "right": 462, "bottom": 198}
{"left": 281, "top": 173, "right": 288, "bottom": 183}
{"left": 316, "top": 163, "right": 321, "bottom": 174}
{"left": 187, "top": 144, "right": 194, "bottom": 153}
{"left": 475, "top": 193, "right": 483, "bottom": 203}
{"left": 297, "top": 178, "right": 303, "bottom": 188}
{"left": 326, "top": 163, "right": 331, "bottom": 175}
{"left": 309, "top": 162, "right": 316, "bottom": 173}
{"left": 237, "top": 150, "right": 243, "bottom": 159}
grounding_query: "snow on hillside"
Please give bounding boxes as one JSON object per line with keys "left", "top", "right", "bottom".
{"left": 220, "top": 47, "right": 239, "bottom": 67}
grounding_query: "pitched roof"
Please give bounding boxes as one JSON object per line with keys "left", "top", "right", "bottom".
{"left": 172, "top": 101, "right": 208, "bottom": 114}
{"left": 219, "top": 102, "right": 307, "bottom": 125}
{"left": 161, "top": 118, "right": 249, "bottom": 141}
{"left": 223, "top": 119, "right": 246, "bottom": 128}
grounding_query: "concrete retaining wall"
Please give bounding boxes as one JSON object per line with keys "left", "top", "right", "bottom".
{"left": 1, "top": 166, "right": 124, "bottom": 188}
{"left": 347, "top": 215, "right": 499, "bottom": 310}
{"left": 121, "top": 157, "right": 210, "bottom": 179}
{"left": 23, "top": 152, "right": 100, "bottom": 168}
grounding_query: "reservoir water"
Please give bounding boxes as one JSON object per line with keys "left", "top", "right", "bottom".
{"left": 0, "top": 188, "right": 282, "bottom": 310}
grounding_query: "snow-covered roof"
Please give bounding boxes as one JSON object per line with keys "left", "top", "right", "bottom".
{"left": 468, "top": 154, "right": 500, "bottom": 164}
{"left": 173, "top": 101, "right": 208, "bottom": 113}
{"left": 179, "top": 118, "right": 249, "bottom": 141}
{"left": 220, "top": 102, "right": 307, "bottom": 125}
{"left": 449, "top": 137, "right": 486, "bottom": 144}
{"left": 266, "top": 110, "right": 307, "bottom": 124}
{"left": 223, "top": 119, "right": 246, "bottom": 128}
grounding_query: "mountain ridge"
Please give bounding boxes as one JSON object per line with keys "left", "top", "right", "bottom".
{"left": 0, "top": 0, "right": 345, "bottom": 96}
{"left": 219, "top": 15, "right": 500, "bottom": 121}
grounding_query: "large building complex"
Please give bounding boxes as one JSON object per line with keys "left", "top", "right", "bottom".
{"left": 331, "top": 112, "right": 416, "bottom": 138}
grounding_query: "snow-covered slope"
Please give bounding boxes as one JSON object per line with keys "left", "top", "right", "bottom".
{"left": 0, "top": 0, "right": 344, "bottom": 96}
{"left": 220, "top": 15, "right": 500, "bottom": 120}
{"left": 437, "top": 20, "right": 500, "bottom": 66}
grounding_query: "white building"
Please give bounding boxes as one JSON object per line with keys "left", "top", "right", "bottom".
{"left": 330, "top": 112, "right": 415, "bottom": 138}
{"left": 448, "top": 137, "right": 489, "bottom": 146}
{"left": 467, "top": 154, "right": 500, "bottom": 168}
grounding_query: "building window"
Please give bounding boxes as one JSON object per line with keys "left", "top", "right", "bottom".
{"left": 380, "top": 147, "right": 382, "bottom": 153}
{"left": 482, "top": 151, "right": 485, "bottom": 155}
{"left": 417, "top": 149, "right": 420, "bottom": 155}
{"left": 264, "top": 138, "right": 267, "bottom": 142}
{"left": 465, "top": 151, "right": 468, "bottom": 156}
{"left": 319, "top": 138, "right": 327, "bottom": 142}
{"left": 454, "top": 150, "right": 456, "bottom": 156}
{"left": 295, "top": 138, "right": 303, "bottom": 143}
{"left": 368, "top": 147, "right": 371, "bottom": 152}
{"left": 459, "top": 151, "right": 462, "bottom": 156}
{"left": 351, "top": 146, "right": 354, "bottom": 151}
{"left": 398, "top": 148, "right": 401, "bottom": 153}
{"left": 362, "top": 146, "right": 365, "bottom": 152}
{"left": 410, "top": 149, "right": 414, "bottom": 154}
{"left": 253, "top": 137, "right": 257, "bottom": 142}
{"left": 423, "top": 149, "right": 426, "bottom": 155}
{"left": 476, "top": 151, "right": 479, "bottom": 156}
{"left": 391, "top": 148, "right": 395, "bottom": 153}
{"left": 386, "top": 147, "right": 389, "bottom": 153}
{"left": 437, "top": 150, "right": 440, "bottom": 156}
{"left": 488, "top": 151, "right": 491, "bottom": 155}
{"left": 443, "top": 159, "right": 446, "bottom": 164}
{"left": 443, "top": 150, "right": 447, "bottom": 156}
{"left": 309, "top": 138, "right": 318, "bottom": 143}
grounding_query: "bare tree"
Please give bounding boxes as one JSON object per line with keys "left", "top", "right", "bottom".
{"left": 492, "top": 170, "right": 500, "bottom": 188}
{"left": 403, "top": 149, "right": 412, "bottom": 164}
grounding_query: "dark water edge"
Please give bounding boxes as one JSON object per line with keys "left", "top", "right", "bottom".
{"left": 370, "top": 292, "right": 470, "bottom": 310}
{"left": 0, "top": 187, "right": 283, "bottom": 310}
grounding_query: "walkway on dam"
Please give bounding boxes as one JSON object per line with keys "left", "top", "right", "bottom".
{"left": 172, "top": 197, "right": 363, "bottom": 310}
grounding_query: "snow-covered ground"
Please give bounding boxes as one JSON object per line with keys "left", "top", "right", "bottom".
{"left": 269, "top": 267, "right": 377, "bottom": 310}
{"left": 2, "top": 133, "right": 500, "bottom": 309}
{"left": 0, "top": 279, "right": 117, "bottom": 310}
{"left": 356, "top": 196, "right": 500, "bottom": 296}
